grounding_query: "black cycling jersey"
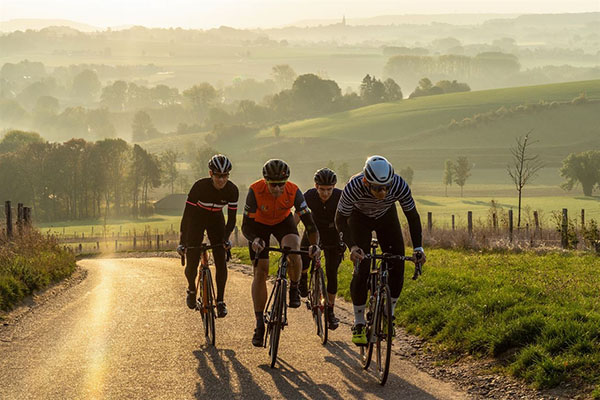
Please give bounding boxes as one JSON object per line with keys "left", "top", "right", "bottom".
{"left": 303, "top": 188, "right": 342, "bottom": 244}
{"left": 180, "top": 178, "right": 239, "bottom": 246}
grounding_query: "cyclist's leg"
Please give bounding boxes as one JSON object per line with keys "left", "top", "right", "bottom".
{"left": 324, "top": 245, "right": 341, "bottom": 304}
{"left": 375, "top": 206, "right": 405, "bottom": 314}
{"left": 250, "top": 227, "right": 271, "bottom": 346}
{"left": 206, "top": 216, "right": 227, "bottom": 302}
{"left": 184, "top": 227, "right": 205, "bottom": 291}
{"left": 275, "top": 214, "right": 301, "bottom": 307}
{"left": 349, "top": 211, "right": 375, "bottom": 331}
{"left": 299, "top": 233, "right": 310, "bottom": 296}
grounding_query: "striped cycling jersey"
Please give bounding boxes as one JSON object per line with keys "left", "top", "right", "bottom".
{"left": 337, "top": 173, "right": 415, "bottom": 219}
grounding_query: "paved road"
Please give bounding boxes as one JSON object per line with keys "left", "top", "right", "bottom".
{"left": 0, "top": 258, "right": 468, "bottom": 399}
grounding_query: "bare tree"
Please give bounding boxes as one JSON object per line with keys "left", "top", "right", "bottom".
{"left": 507, "top": 130, "right": 544, "bottom": 227}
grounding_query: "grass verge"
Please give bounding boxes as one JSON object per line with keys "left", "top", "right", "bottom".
{"left": 0, "top": 231, "right": 77, "bottom": 311}
{"left": 231, "top": 246, "right": 600, "bottom": 391}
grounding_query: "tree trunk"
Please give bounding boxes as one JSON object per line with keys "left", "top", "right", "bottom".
{"left": 517, "top": 189, "right": 522, "bottom": 227}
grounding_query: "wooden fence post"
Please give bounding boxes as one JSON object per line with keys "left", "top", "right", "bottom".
{"left": 5, "top": 201, "right": 13, "bottom": 239}
{"left": 427, "top": 212, "right": 432, "bottom": 235}
{"left": 451, "top": 215, "right": 455, "bottom": 231}
{"left": 17, "top": 203, "right": 23, "bottom": 235}
{"left": 467, "top": 211, "right": 473, "bottom": 238}
{"left": 581, "top": 209, "right": 585, "bottom": 228}
{"left": 23, "top": 207, "right": 31, "bottom": 227}
{"left": 561, "top": 208, "right": 568, "bottom": 249}
{"left": 492, "top": 212, "right": 497, "bottom": 229}
{"left": 133, "top": 235, "right": 137, "bottom": 250}
{"left": 508, "top": 209, "right": 513, "bottom": 242}
{"left": 533, "top": 211, "right": 539, "bottom": 236}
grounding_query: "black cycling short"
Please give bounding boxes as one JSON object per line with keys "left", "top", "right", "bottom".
{"left": 248, "top": 213, "right": 299, "bottom": 260}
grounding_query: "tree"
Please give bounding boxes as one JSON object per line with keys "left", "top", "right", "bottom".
{"left": 291, "top": 74, "right": 341, "bottom": 117}
{"left": 453, "top": 156, "right": 472, "bottom": 197}
{"left": 71, "top": 69, "right": 101, "bottom": 102}
{"left": 0, "top": 130, "right": 44, "bottom": 154}
{"left": 182, "top": 83, "right": 218, "bottom": 121}
{"left": 100, "top": 80, "right": 128, "bottom": 111}
{"left": 160, "top": 149, "right": 180, "bottom": 194}
{"left": 132, "top": 110, "right": 159, "bottom": 142}
{"left": 271, "top": 64, "right": 297, "bottom": 90}
{"left": 560, "top": 151, "right": 600, "bottom": 196}
{"left": 443, "top": 160, "right": 455, "bottom": 196}
{"left": 383, "top": 78, "right": 402, "bottom": 101}
{"left": 273, "top": 125, "right": 281, "bottom": 138}
{"left": 399, "top": 166, "right": 414, "bottom": 186}
{"left": 507, "top": 131, "right": 544, "bottom": 227}
{"left": 87, "top": 108, "right": 116, "bottom": 139}
{"left": 191, "top": 146, "right": 219, "bottom": 178}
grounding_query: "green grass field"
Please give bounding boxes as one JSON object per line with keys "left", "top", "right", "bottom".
{"left": 230, "top": 246, "right": 600, "bottom": 394}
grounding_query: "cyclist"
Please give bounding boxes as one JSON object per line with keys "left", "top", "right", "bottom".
{"left": 242, "top": 159, "right": 320, "bottom": 347}
{"left": 177, "top": 154, "right": 239, "bottom": 318}
{"left": 335, "top": 155, "right": 426, "bottom": 345}
{"left": 297, "top": 168, "right": 344, "bottom": 330}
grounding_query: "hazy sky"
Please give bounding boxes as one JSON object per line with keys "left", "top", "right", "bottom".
{"left": 1, "top": 0, "right": 599, "bottom": 29}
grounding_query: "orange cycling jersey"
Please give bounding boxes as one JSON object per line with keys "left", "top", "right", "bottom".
{"left": 244, "top": 179, "right": 309, "bottom": 226}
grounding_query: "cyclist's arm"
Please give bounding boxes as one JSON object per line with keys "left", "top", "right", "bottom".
{"left": 397, "top": 185, "right": 422, "bottom": 249}
{"left": 179, "top": 185, "right": 199, "bottom": 246}
{"left": 241, "top": 187, "right": 259, "bottom": 241}
{"left": 224, "top": 185, "right": 239, "bottom": 241}
{"left": 403, "top": 207, "right": 423, "bottom": 249}
{"left": 294, "top": 188, "right": 319, "bottom": 245}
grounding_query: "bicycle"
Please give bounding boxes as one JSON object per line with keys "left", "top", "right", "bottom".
{"left": 256, "top": 246, "right": 311, "bottom": 368}
{"left": 356, "top": 238, "right": 422, "bottom": 386}
{"left": 180, "top": 242, "right": 230, "bottom": 346}
{"left": 303, "top": 242, "right": 345, "bottom": 345}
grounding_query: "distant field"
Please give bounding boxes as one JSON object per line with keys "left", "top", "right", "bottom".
{"left": 37, "top": 192, "right": 600, "bottom": 237}
{"left": 143, "top": 80, "right": 600, "bottom": 190}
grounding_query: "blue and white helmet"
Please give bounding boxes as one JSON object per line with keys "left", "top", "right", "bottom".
{"left": 363, "top": 155, "right": 394, "bottom": 185}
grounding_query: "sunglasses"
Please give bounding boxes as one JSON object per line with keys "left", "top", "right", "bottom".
{"left": 213, "top": 173, "right": 230, "bottom": 178}
{"left": 370, "top": 184, "right": 390, "bottom": 192}
{"left": 268, "top": 181, "right": 287, "bottom": 188}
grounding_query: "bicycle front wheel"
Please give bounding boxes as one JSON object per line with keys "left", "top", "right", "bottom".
{"left": 313, "top": 268, "right": 328, "bottom": 345}
{"left": 375, "top": 284, "right": 393, "bottom": 385}
{"left": 203, "top": 269, "right": 216, "bottom": 346}
{"left": 269, "top": 280, "right": 286, "bottom": 368}
{"left": 361, "top": 298, "right": 375, "bottom": 369}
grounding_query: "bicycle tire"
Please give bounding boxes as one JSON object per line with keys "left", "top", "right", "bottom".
{"left": 317, "top": 268, "right": 328, "bottom": 345}
{"left": 204, "top": 269, "right": 216, "bottom": 346}
{"left": 269, "top": 280, "right": 286, "bottom": 368}
{"left": 375, "top": 284, "right": 393, "bottom": 385}
{"left": 361, "top": 298, "right": 376, "bottom": 369}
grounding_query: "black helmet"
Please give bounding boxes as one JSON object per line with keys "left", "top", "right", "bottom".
{"left": 314, "top": 168, "right": 337, "bottom": 185}
{"left": 208, "top": 154, "right": 232, "bottom": 174}
{"left": 262, "top": 159, "right": 290, "bottom": 181}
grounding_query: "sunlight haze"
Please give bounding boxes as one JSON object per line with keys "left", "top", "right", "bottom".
{"left": 1, "top": 0, "right": 599, "bottom": 28}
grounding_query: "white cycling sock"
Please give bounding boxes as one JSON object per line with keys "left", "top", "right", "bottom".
{"left": 390, "top": 297, "right": 399, "bottom": 317}
{"left": 353, "top": 304, "right": 366, "bottom": 326}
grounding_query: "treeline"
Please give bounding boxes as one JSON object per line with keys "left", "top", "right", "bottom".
{"left": 447, "top": 92, "right": 592, "bottom": 130}
{"left": 1, "top": 59, "right": 409, "bottom": 143}
{"left": 0, "top": 131, "right": 174, "bottom": 221}
{"left": 384, "top": 52, "right": 521, "bottom": 91}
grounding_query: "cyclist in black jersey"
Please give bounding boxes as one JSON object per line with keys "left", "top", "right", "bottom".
{"left": 297, "top": 168, "right": 344, "bottom": 330}
{"left": 335, "top": 155, "right": 426, "bottom": 345}
{"left": 178, "top": 154, "right": 239, "bottom": 318}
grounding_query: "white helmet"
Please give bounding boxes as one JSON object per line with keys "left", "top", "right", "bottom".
{"left": 363, "top": 155, "right": 394, "bottom": 185}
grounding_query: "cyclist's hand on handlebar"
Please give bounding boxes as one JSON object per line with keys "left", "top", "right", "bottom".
{"left": 223, "top": 240, "right": 232, "bottom": 250}
{"left": 350, "top": 246, "right": 365, "bottom": 263}
{"left": 413, "top": 247, "right": 426, "bottom": 265}
{"left": 308, "top": 244, "right": 321, "bottom": 259}
{"left": 251, "top": 238, "right": 265, "bottom": 253}
{"left": 176, "top": 244, "right": 186, "bottom": 257}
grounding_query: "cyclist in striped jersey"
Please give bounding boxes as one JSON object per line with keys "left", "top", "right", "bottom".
{"left": 178, "top": 154, "right": 239, "bottom": 318}
{"left": 335, "top": 155, "right": 426, "bottom": 345}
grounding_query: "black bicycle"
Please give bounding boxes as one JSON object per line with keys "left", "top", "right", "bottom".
{"left": 258, "top": 246, "right": 311, "bottom": 368}
{"left": 304, "top": 242, "right": 345, "bottom": 345}
{"left": 357, "top": 238, "right": 422, "bottom": 386}
{"left": 181, "top": 242, "right": 230, "bottom": 346}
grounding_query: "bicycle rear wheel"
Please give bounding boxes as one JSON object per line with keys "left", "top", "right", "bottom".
{"left": 202, "top": 269, "right": 216, "bottom": 346}
{"left": 375, "top": 284, "right": 393, "bottom": 385}
{"left": 269, "top": 280, "right": 286, "bottom": 368}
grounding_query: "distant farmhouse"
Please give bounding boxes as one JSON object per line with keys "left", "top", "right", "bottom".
{"left": 154, "top": 193, "right": 186, "bottom": 214}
